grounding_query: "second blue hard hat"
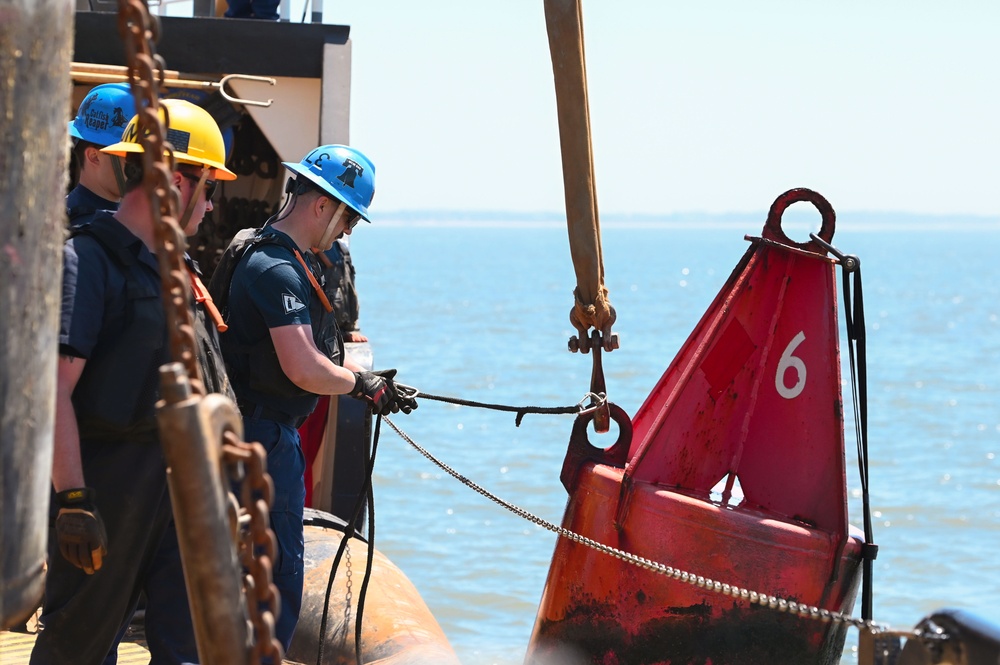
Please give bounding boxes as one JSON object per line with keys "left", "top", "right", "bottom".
{"left": 69, "top": 83, "right": 137, "bottom": 147}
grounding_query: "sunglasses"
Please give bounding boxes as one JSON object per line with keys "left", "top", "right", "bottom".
{"left": 180, "top": 172, "right": 218, "bottom": 201}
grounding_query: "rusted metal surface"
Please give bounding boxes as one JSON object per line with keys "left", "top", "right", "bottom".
{"left": 0, "top": 0, "right": 74, "bottom": 630}
{"left": 157, "top": 368, "right": 254, "bottom": 665}
{"left": 286, "top": 516, "right": 462, "bottom": 665}
{"left": 528, "top": 464, "right": 862, "bottom": 665}
{"left": 544, "top": 0, "right": 616, "bottom": 351}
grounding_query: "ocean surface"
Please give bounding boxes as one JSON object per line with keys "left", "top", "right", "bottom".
{"left": 344, "top": 213, "right": 1000, "bottom": 665}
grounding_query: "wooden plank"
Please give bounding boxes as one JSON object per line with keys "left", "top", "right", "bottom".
{"left": 310, "top": 397, "right": 340, "bottom": 513}
{"left": 0, "top": 631, "right": 150, "bottom": 665}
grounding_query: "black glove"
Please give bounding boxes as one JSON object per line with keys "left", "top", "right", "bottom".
{"left": 350, "top": 369, "right": 398, "bottom": 415}
{"left": 350, "top": 369, "right": 418, "bottom": 415}
{"left": 55, "top": 487, "right": 108, "bottom": 575}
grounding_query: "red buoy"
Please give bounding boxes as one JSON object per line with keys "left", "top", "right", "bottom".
{"left": 527, "top": 189, "right": 864, "bottom": 665}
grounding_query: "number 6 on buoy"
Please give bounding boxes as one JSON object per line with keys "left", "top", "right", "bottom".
{"left": 776, "top": 331, "right": 807, "bottom": 399}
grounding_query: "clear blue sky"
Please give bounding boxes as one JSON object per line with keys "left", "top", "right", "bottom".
{"left": 315, "top": 2, "right": 1000, "bottom": 216}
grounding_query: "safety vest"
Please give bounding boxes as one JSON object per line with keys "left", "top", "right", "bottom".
{"left": 70, "top": 215, "right": 232, "bottom": 440}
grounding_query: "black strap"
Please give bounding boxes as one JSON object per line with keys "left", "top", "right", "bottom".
{"left": 416, "top": 391, "right": 582, "bottom": 426}
{"left": 316, "top": 408, "right": 379, "bottom": 665}
{"left": 841, "top": 257, "right": 877, "bottom": 621}
{"left": 811, "top": 233, "right": 877, "bottom": 621}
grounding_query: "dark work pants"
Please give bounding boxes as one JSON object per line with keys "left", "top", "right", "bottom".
{"left": 242, "top": 418, "right": 306, "bottom": 653}
{"left": 30, "top": 439, "right": 198, "bottom": 665}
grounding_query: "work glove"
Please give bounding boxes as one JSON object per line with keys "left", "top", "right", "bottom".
{"left": 350, "top": 369, "right": 418, "bottom": 415}
{"left": 55, "top": 487, "right": 108, "bottom": 575}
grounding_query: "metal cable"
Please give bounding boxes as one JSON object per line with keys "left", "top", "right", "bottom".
{"left": 381, "top": 415, "right": 890, "bottom": 634}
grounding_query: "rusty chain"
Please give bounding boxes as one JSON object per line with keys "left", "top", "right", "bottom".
{"left": 116, "top": 0, "right": 204, "bottom": 395}
{"left": 116, "top": 2, "right": 282, "bottom": 661}
{"left": 223, "top": 431, "right": 285, "bottom": 663}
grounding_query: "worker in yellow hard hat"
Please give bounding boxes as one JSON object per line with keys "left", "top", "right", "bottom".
{"left": 31, "top": 98, "right": 235, "bottom": 665}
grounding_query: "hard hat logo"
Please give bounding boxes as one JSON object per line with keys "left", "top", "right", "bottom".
{"left": 111, "top": 107, "right": 129, "bottom": 128}
{"left": 84, "top": 111, "right": 111, "bottom": 132}
{"left": 120, "top": 121, "right": 142, "bottom": 144}
{"left": 303, "top": 149, "right": 331, "bottom": 168}
{"left": 336, "top": 159, "right": 363, "bottom": 189}
{"left": 166, "top": 128, "right": 192, "bottom": 155}
{"left": 69, "top": 83, "right": 137, "bottom": 148}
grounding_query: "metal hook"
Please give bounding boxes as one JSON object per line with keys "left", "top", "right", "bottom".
{"left": 809, "top": 232, "right": 861, "bottom": 272}
{"left": 218, "top": 74, "right": 276, "bottom": 108}
{"left": 576, "top": 391, "right": 607, "bottom": 415}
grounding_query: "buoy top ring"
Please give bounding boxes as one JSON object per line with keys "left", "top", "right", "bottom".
{"left": 762, "top": 188, "right": 836, "bottom": 254}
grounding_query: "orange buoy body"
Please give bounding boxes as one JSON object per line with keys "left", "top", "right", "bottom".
{"left": 527, "top": 190, "right": 865, "bottom": 664}
{"left": 288, "top": 510, "right": 461, "bottom": 665}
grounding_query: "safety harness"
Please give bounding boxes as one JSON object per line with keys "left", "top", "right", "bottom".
{"left": 207, "top": 227, "right": 343, "bottom": 422}
{"left": 69, "top": 215, "right": 232, "bottom": 438}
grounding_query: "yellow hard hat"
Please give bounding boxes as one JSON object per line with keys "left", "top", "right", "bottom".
{"left": 102, "top": 98, "right": 237, "bottom": 181}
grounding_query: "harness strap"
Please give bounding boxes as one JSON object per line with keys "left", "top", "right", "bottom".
{"left": 187, "top": 267, "right": 228, "bottom": 332}
{"left": 292, "top": 248, "right": 334, "bottom": 313}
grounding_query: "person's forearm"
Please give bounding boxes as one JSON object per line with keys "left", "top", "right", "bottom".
{"left": 52, "top": 383, "right": 85, "bottom": 491}
{"left": 272, "top": 324, "right": 361, "bottom": 397}
{"left": 285, "top": 349, "right": 358, "bottom": 396}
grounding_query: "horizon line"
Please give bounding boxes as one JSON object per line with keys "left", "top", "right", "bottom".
{"left": 373, "top": 209, "right": 1000, "bottom": 223}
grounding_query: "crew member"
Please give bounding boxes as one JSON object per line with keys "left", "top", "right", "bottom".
{"left": 31, "top": 99, "right": 236, "bottom": 665}
{"left": 317, "top": 237, "right": 367, "bottom": 342}
{"left": 66, "top": 83, "right": 136, "bottom": 227}
{"left": 213, "top": 144, "right": 416, "bottom": 650}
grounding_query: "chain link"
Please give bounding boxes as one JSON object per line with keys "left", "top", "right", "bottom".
{"left": 381, "top": 416, "right": 891, "bottom": 635}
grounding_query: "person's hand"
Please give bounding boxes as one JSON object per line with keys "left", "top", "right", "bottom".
{"left": 344, "top": 330, "right": 369, "bottom": 343}
{"left": 55, "top": 488, "right": 108, "bottom": 575}
{"left": 350, "top": 369, "right": 419, "bottom": 415}
{"left": 351, "top": 369, "right": 399, "bottom": 415}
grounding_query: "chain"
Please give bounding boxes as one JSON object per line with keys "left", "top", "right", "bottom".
{"left": 381, "top": 416, "right": 891, "bottom": 635}
{"left": 222, "top": 431, "right": 284, "bottom": 663}
{"left": 342, "top": 543, "right": 353, "bottom": 632}
{"left": 115, "top": 4, "right": 283, "bottom": 661}
{"left": 116, "top": 0, "right": 204, "bottom": 395}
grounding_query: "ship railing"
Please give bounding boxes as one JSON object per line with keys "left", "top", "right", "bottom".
{"left": 74, "top": 0, "right": 333, "bottom": 24}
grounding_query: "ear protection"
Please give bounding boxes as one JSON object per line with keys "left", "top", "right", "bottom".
{"left": 285, "top": 176, "right": 312, "bottom": 196}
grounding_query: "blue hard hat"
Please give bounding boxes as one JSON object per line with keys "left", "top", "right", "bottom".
{"left": 69, "top": 83, "right": 137, "bottom": 147}
{"left": 282, "top": 145, "right": 375, "bottom": 222}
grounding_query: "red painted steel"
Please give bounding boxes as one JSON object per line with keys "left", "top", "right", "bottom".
{"left": 527, "top": 189, "right": 864, "bottom": 664}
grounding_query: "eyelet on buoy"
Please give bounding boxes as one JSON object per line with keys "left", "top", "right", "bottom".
{"left": 762, "top": 188, "right": 836, "bottom": 254}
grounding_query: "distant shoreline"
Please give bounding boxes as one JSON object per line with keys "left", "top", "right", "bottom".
{"left": 369, "top": 210, "right": 1000, "bottom": 231}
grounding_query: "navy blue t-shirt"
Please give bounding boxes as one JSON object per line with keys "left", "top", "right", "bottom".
{"left": 222, "top": 228, "right": 321, "bottom": 418}
{"left": 66, "top": 184, "right": 118, "bottom": 229}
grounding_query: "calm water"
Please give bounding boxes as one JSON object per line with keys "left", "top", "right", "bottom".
{"left": 346, "top": 214, "right": 1000, "bottom": 665}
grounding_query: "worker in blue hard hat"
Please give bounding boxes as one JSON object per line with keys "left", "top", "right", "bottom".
{"left": 209, "top": 144, "right": 416, "bottom": 651}
{"left": 66, "top": 83, "right": 137, "bottom": 228}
